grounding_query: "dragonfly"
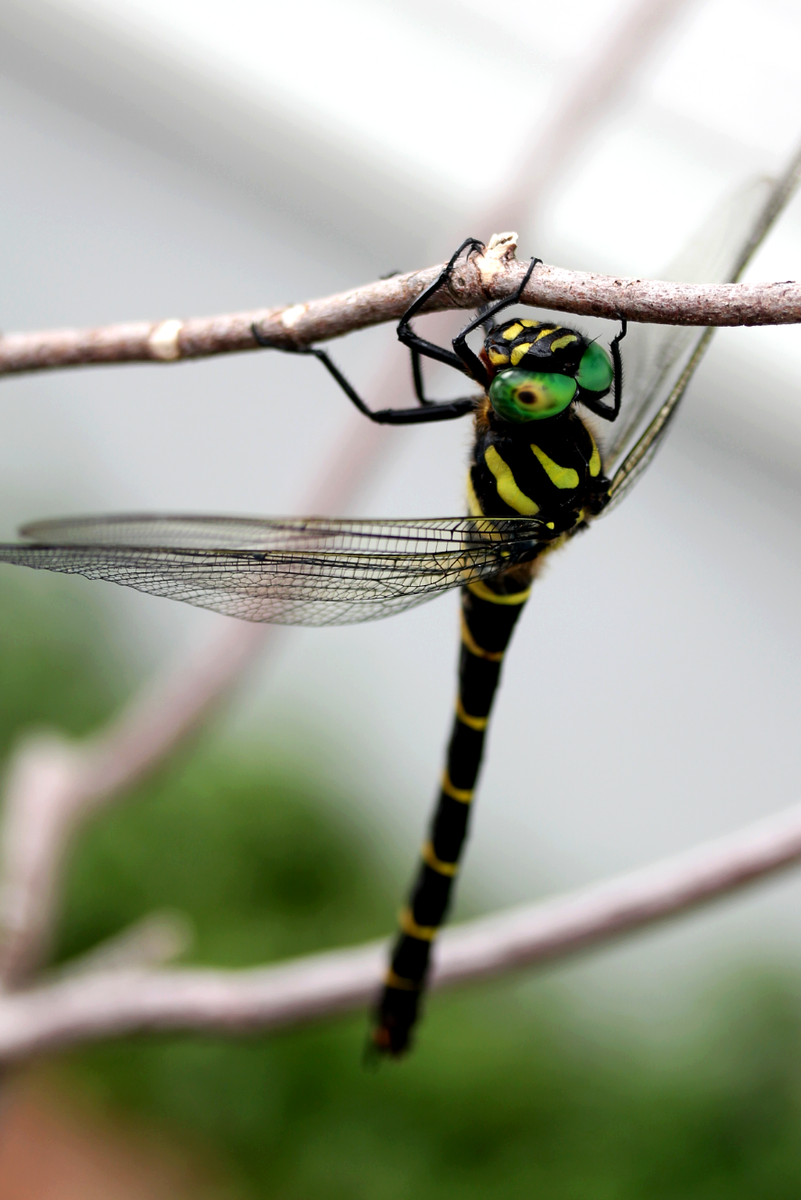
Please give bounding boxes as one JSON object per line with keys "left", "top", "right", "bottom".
{"left": 0, "top": 154, "right": 797, "bottom": 1058}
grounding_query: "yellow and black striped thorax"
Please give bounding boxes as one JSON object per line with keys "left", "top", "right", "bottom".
{"left": 469, "top": 402, "right": 608, "bottom": 529}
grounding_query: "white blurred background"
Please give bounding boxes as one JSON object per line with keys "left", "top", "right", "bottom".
{"left": 2, "top": 0, "right": 801, "bottom": 1031}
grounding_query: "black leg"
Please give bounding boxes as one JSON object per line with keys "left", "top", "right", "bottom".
{"left": 476, "top": 302, "right": 499, "bottom": 334}
{"left": 408, "top": 307, "right": 497, "bottom": 407}
{"left": 251, "top": 327, "right": 474, "bottom": 425}
{"left": 578, "top": 319, "right": 627, "bottom": 423}
{"left": 451, "top": 256, "right": 542, "bottom": 386}
{"left": 395, "top": 238, "right": 485, "bottom": 377}
{"left": 398, "top": 238, "right": 532, "bottom": 406}
{"left": 410, "top": 346, "right": 434, "bottom": 406}
{"left": 252, "top": 236, "right": 488, "bottom": 425}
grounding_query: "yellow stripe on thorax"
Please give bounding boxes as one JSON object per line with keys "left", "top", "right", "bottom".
{"left": 530, "top": 443, "right": 579, "bottom": 489}
{"left": 399, "top": 906, "right": 438, "bottom": 941}
{"left": 484, "top": 445, "right": 540, "bottom": 515}
{"left": 441, "top": 769, "right": 474, "bottom": 803}
{"left": 422, "top": 840, "right": 459, "bottom": 877}
{"left": 588, "top": 431, "right": 601, "bottom": 478}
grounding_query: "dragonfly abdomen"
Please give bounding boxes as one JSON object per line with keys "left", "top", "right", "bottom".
{"left": 372, "top": 572, "right": 532, "bottom": 1056}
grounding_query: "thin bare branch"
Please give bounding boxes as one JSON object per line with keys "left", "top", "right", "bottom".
{"left": 48, "top": 912, "right": 193, "bottom": 980}
{"left": 2, "top": 253, "right": 800, "bottom": 379}
{"left": 0, "top": 627, "right": 266, "bottom": 987}
{"left": 1, "top": 795, "right": 800, "bottom": 1060}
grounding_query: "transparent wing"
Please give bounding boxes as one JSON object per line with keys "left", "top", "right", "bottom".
{"left": 0, "top": 514, "right": 546, "bottom": 626}
{"left": 602, "top": 328, "right": 715, "bottom": 514}
{"left": 601, "top": 175, "right": 776, "bottom": 469}
{"left": 596, "top": 143, "right": 801, "bottom": 515}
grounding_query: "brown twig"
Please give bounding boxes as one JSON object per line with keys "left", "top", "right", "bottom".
{"left": 2, "top": 252, "right": 800, "bottom": 379}
{"left": 0, "top": 794, "right": 800, "bottom": 1061}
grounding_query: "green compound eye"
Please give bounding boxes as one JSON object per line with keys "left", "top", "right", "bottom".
{"left": 575, "top": 342, "right": 613, "bottom": 393}
{"left": 488, "top": 370, "right": 577, "bottom": 423}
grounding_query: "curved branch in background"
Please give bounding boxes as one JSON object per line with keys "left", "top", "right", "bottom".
{"left": 480, "top": 0, "right": 696, "bottom": 231}
{"left": 1, "top": 259, "right": 800, "bottom": 378}
{"left": 0, "top": 628, "right": 267, "bottom": 985}
{"left": 0, "top": 0, "right": 701, "bottom": 994}
{"left": 1, "top": 794, "right": 800, "bottom": 1061}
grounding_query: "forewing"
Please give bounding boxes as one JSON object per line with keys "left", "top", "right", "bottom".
{"left": 0, "top": 514, "right": 545, "bottom": 626}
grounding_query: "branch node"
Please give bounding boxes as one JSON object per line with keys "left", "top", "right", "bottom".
{"left": 280, "top": 304, "right": 308, "bottom": 330}
{"left": 148, "top": 319, "right": 184, "bottom": 361}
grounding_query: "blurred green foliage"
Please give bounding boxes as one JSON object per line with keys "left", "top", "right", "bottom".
{"left": 2, "top": 571, "right": 801, "bottom": 1197}
{"left": 0, "top": 572, "right": 123, "bottom": 754}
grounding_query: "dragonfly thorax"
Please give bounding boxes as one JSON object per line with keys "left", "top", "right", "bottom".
{"left": 469, "top": 401, "right": 609, "bottom": 532}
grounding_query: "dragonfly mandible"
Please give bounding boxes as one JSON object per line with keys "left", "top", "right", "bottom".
{"left": 0, "top": 157, "right": 796, "bottom": 1057}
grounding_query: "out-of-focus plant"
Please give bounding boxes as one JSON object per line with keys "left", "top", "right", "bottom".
{"left": 3, "top": 559, "right": 801, "bottom": 1200}
{"left": 55, "top": 745, "right": 801, "bottom": 1200}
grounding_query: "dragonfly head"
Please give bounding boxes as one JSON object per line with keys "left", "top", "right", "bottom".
{"left": 483, "top": 319, "right": 613, "bottom": 424}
